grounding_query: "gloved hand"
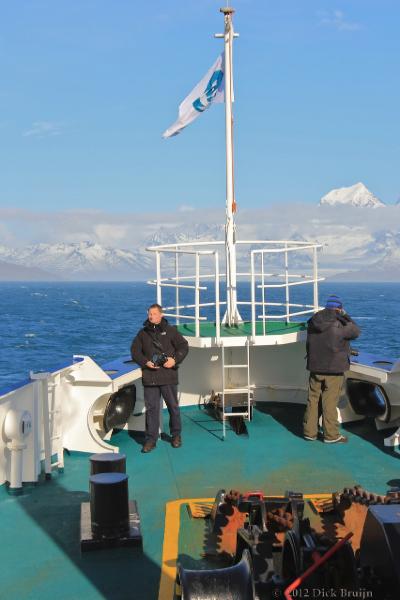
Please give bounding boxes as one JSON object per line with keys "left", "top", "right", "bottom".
{"left": 337, "top": 311, "right": 351, "bottom": 325}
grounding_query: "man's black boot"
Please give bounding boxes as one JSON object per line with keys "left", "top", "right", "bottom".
{"left": 171, "top": 435, "right": 182, "bottom": 448}
{"left": 141, "top": 441, "right": 156, "bottom": 453}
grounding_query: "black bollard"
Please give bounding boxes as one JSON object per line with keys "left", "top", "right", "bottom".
{"left": 90, "top": 472, "right": 130, "bottom": 539}
{"left": 81, "top": 456, "right": 142, "bottom": 551}
{"left": 89, "top": 452, "right": 126, "bottom": 476}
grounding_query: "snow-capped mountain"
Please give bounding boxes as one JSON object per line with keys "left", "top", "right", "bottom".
{"left": 0, "top": 228, "right": 225, "bottom": 281}
{"left": 329, "top": 229, "right": 400, "bottom": 281}
{"left": 319, "top": 182, "right": 385, "bottom": 208}
{"left": 0, "top": 242, "right": 153, "bottom": 281}
{"left": 362, "top": 231, "right": 400, "bottom": 266}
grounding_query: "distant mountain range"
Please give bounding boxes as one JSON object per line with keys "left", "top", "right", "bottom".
{"left": 1, "top": 227, "right": 400, "bottom": 282}
{"left": 1, "top": 183, "right": 399, "bottom": 281}
{"left": 0, "top": 242, "right": 153, "bottom": 281}
{"left": 329, "top": 230, "right": 400, "bottom": 281}
{"left": 0, "top": 225, "right": 227, "bottom": 281}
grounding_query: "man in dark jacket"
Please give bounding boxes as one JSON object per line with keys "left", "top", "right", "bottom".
{"left": 131, "top": 303, "right": 189, "bottom": 453}
{"left": 303, "top": 294, "right": 360, "bottom": 444}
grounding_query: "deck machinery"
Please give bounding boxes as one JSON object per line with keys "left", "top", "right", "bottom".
{"left": 178, "top": 486, "right": 400, "bottom": 599}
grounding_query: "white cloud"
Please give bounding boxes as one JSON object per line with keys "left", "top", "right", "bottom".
{"left": 318, "top": 10, "right": 361, "bottom": 32}
{"left": 0, "top": 222, "right": 16, "bottom": 245}
{"left": 23, "top": 121, "right": 63, "bottom": 138}
{"left": 93, "top": 224, "right": 129, "bottom": 245}
{"left": 178, "top": 204, "right": 195, "bottom": 212}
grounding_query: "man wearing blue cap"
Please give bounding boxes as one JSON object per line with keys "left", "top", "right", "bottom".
{"left": 303, "top": 295, "right": 360, "bottom": 443}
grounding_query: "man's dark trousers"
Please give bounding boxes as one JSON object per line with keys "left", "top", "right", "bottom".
{"left": 144, "top": 384, "right": 181, "bottom": 443}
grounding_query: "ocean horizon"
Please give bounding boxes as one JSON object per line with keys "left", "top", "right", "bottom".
{"left": 1, "top": 281, "right": 399, "bottom": 389}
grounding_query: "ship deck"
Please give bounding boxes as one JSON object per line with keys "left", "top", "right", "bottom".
{"left": 176, "top": 321, "right": 306, "bottom": 337}
{"left": 1, "top": 403, "right": 399, "bottom": 600}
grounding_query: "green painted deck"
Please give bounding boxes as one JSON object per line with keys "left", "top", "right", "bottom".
{"left": 1, "top": 404, "right": 399, "bottom": 600}
{"left": 176, "top": 320, "right": 306, "bottom": 337}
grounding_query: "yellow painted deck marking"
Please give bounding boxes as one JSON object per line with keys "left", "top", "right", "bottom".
{"left": 157, "top": 493, "right": 333, "bottom": 600}
{"left": 187, "top": 500, "right": 213, "bottom": 518}
{"left": 158, "top": 497, "right": 214, "bottom": 600}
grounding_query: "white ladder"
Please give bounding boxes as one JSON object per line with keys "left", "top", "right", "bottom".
{"left": 30, "top": 372, "right": 64, "bottom": 478}
{"left": 221, "top": 340, "right": 252, "bottom": 439}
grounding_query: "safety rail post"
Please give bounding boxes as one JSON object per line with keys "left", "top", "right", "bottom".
{"left": 246, "top": 339, "right": 251, "bottom": 420}
{"left": 214, "top": 251, "right": 221, "bottom": 341}
{"left": 284, "top": 243, "right": 290, "bottom": 323}
{"left": 156, "top": 251, "right": 162, "bottom": 306}
{"left": 313, "top": 245, "right": 319, "bottom": 313}
{"left": 195, "top": 252, "right": 200, "bottom": 337}
{"left": 41, "top": 377, "right": 52, "bottom": 477}
{"left": 30, "top": 372, "right": 52, "bottom": 478}
{"left": 221, "top": 346, "right": 226, "bottom": 439}
{"left": 175, "top": 252, "right": 180, "bottom": 325}
{"left": 31, "top": 377, "right": 41, "bottom": 480}
{"left": 51, "top": 374, "right": 64, "bottom": 471}
{"left": 250, "top": 251, "right": 256, "bottom": 339}
{"left": 261, "top": 251, "right": 266, "bottom": 335}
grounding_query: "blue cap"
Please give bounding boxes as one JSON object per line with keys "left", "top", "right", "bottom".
{"left": 325, "top": 294, "right": 343, "bottom": 310}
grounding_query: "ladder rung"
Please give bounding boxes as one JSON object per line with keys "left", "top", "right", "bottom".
{"left": 223, "top": 364, "right": 247, "bottom": 368}
{"left": 51, "top": 462, "right": 60, "bottom": 468}
{"left": 51, "top": 435, "right": 61, "bottom": 441}
{"left": 224, "top": 388, "right": 252, "bottom": 394}
{"left": 223, "top": 412, "right": 249, "bottom": 417}
{"left": 49, "top": 409, "right": 61, "bottom": 414}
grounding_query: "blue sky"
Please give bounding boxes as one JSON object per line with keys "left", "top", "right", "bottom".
{"left": 0, "top": 0, "right": 399, "bottom": 216}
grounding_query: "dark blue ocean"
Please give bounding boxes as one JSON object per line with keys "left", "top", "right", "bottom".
{"left": 0, "top": 281, "right": 399, "bottom": 389}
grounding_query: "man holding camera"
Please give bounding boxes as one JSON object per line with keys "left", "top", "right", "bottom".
{"left": 303, "top": 294, "right": 360, "bottom": 444}
{"left": 131, "top": 303, "right": 189, "bottom": 453}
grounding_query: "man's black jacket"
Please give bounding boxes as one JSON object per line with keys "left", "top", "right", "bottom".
{"left": 306, "top": 309, "right": 360, "bottom": 374}
{"left": 131, "top": 318, "right": 189, "bottom": 386}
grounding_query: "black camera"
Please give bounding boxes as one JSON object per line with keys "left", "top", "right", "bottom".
{"left": 151, "top": 353, "right": 168, "bottom": 367}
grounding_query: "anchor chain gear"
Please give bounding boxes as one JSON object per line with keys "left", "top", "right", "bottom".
{"left": 222, "top": 490, "right": 295, "bottom": 531}
{"left": 334, "top": 484, "right": 400, "bottom": 510}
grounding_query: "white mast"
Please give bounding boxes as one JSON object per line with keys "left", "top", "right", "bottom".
{"left": 218, "top": 6, "right": 241, "bottom": 326}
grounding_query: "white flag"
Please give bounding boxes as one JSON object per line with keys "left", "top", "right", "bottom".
{"left": 162, "top": 53, "right": 225, "bottom": 138}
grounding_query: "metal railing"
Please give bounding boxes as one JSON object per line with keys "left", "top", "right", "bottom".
{"left": 149, "top": 245, "right": 222, "bottom": 339}
{"left": 146, "top": 240, "right": 324, "bottom": 341}
{"left": 250, "top": 243, "right": 323, "bottom": 337}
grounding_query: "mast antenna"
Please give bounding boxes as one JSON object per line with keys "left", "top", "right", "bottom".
{"left": 215, "top": 6, "right": 241, "bottom": 326}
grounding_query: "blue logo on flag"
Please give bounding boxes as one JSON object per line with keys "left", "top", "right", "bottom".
{"left": 192, "top": 69, "right": 224, "bottom": 113}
